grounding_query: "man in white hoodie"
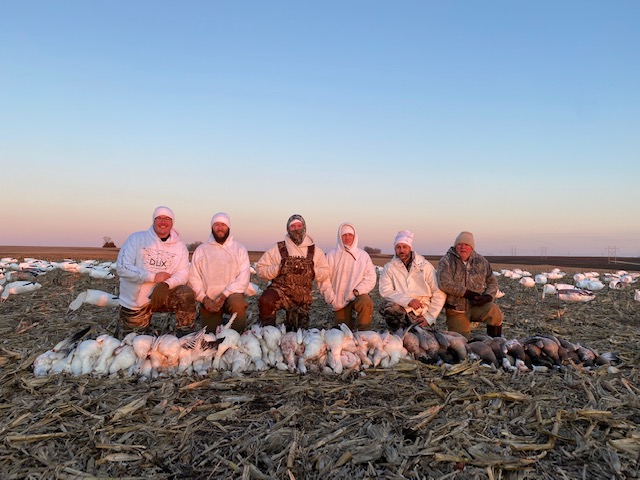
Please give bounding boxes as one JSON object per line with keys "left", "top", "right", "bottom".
{"left": 116, "top": 206, "right": 195, "bottom": 336}
{"left": 378, "top": 230, "right": 446, "bottom": 330}
{"left": 257, "top": 214, "right": 330, "bottom": 330}
{"left": 319, "top": 223, "right": 377, "bottom": 330}
{"left": 188, "top": 212, "right": 251, "bottom": 333}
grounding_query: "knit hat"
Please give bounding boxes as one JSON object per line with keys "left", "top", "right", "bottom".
{"left": 394, "top": 230, "right": 414, "bottom": 248}
{"left": 211, "top": 212, "right": 231, "bottom": 228}
{"left": 454, "top": 231, "right": 475, "bottom": 249}
{"left": 340, "top": 224, "right": 355, "bottom": 236}
{"left": 287, "top": 214, "right": 306, "bottom": 230}
{"left": 153, "top": 206, "right": 175, "bottom": 222}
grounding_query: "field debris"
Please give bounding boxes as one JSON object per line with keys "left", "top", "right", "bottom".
{"left": 0, "top": 254, "right": 639, "bottom": 479}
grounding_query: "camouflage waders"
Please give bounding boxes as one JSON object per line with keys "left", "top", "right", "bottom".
{"left": 118, "top": 284, "right": 196, "bottom": 335}
{"left": 259, "top": 242, "right": 315, "bottom": 330}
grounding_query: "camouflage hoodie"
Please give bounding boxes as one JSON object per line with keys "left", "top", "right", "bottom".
{"left": 436, "top": 247, "right": 499, "bottom": 312}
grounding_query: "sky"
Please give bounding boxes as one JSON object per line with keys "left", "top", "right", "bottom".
{"left": 2, "top": 1, "right": 639, "bottom": 257}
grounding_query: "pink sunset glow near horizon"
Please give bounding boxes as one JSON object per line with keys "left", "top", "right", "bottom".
{"left": 2, "top": 2, "right": 639, "bottom": 258}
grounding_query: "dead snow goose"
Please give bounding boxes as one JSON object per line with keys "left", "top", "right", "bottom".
{"left": 212, "top": 313, "right": 241, "bottom": 370}
{"left": 0, "top": 281, "right": 42, "bottom": 302}
{"left": 93, "top": 334, "right": 124, "bottom": 376}
{"left": 68, "top": 289, "right": 119, "bottom": 312}
{"left": 70, "top": 339, "right": 102, "bottom": 376}
{"left": 323, "top": 327, "right": 347, "bottom": 374}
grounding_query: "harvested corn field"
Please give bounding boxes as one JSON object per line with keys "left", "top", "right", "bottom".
{"left": 1, "top": 249, "right": 639, "bottom": 479}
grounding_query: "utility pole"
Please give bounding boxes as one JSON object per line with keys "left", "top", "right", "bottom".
{"left": 607, "top": 246, "right": 618, "bottom": 264}
{"left": 540, "top": 246, "right": 547, "bottom": 259}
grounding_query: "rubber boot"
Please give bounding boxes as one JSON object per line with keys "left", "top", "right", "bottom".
{"left": 487, "top": 324, "right": 502, "bottom": 338}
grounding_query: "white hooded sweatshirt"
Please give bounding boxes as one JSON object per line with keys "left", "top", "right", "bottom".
{"left": 188, "top": 234, "right": 250, "bottom": 303}
{"left": 116, "top": 225, "right": 190, "bottom": 310}
{"left": 319, "top": 222, "right": 377, "bottom": 311}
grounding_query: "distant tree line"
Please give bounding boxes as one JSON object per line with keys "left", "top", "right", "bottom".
{"left": 102, "top": 236, "right": 116, "bottom": 248}
{"left": 364, "top": 246, "right": 381, "bottom": 254}
{"left": 187, "top": 241, "right": 203, "bottom": 252}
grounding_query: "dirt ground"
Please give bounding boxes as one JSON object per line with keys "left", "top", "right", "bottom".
{"left": 1, "top": 247, "right": 639, "bottom": 479}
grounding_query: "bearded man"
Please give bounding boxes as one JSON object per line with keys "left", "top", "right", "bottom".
{"left": 378, "top": 230, "right": 446, "bottom": 330}
{"left": 188, "top": 212, "right": 251, "bottom": 333}
{"left": 257, "top": 214, "right": 330, "bottom": 330}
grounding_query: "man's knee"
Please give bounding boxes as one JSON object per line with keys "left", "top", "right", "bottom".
{"left": 353, "top": 295, "right": 373, "bottom": 329}
{"left": 226, "top": 293, "right": 248, "bottom": 317}
{"left": 471, "top": 302, "right": 503, "bottom": 326}
{"left": 446, "top": 310, "right": 471, "bottom": 339}
{"left": 259, "top": 288, "right": 280, "bottom": 325}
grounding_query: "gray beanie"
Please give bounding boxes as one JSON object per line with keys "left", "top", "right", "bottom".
{"left": 454, "top": 231, "right": 475, "bottom": 249}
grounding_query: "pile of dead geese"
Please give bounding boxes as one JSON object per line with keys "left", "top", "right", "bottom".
{"left": 33, "top": 314, "right": 619, "bottom": 379}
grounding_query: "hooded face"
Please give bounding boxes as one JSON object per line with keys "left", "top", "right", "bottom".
{"left": 288, "top": 220, "right": 305, "bottom": 245}
{"left": 153, "top": 216, "right": 173, "bottom": 239}
{"left": 341, "top": 233, "right": 355, "bottom": 247}
{"left": 212, "top": 222, "right": 230, "bottom": 244}
{"left": 339, "top": 224, "right": 355, "bottom": 248}
{"left": 286, "top": 214, "right": 306, "bottom": 245}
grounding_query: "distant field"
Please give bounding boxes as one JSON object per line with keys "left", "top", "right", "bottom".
{"left": 1, "top": 246, "right": 638, "bottom": 271}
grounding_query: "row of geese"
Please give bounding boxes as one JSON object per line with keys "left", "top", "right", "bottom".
{"left": 496, "top": 267, "right": 640, "bottom": 302}
{"left": 0, "top": 257, "right": 263, "bottom": 303}
{"left": 3, "top": 257, "right": 640, "bottom": 304}
{"left": 1, "top": 258, "right": 116, "bottom": 302}
{"left": 33, "top": 314, "right": 619, "bottom": 379}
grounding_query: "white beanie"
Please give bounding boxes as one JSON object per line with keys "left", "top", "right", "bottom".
{"left": 211, "top": 212, "right": 231, "bottom": 228}
{"left": 340, "top": 224, "right": 355, "bottom": 236}
{"left": 454, "top": 231, "right": 475, "bottom": 249}
{"left": 394, "top": 230, "right": 414, "bottom": 248}
{"left": 152, "top": 206, "right": 175, "bottom": 222}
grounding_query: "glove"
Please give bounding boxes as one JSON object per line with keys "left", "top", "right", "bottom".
{"left": 149, "top": 282, "right": 169, "bottom": 309}
{"left": 473, "top": 294, "right": 493, "bottom": 307}
{"left": 463, "top": 290, "right": 481, "bottom": 301}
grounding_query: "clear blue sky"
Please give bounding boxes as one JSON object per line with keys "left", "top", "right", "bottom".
{"left": 2, "top": 1, "right": 639, "bottom": 257}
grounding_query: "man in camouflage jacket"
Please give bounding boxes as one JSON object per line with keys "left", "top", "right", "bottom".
{"left": 436, "top": 231, "right": 503, "bottom": 338}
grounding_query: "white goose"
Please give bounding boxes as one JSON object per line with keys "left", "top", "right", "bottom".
{"left": 239, "top": 329, "right": 267, "bottom": 371}
{"left": 68, "top": 289, "right": 119, "bottom": 312}
{"left": 380, "top": 331, "right": 408, "bottom": 367}
{"left": 323, "top": 327, "right": 347, "bottom": 374}
{"left": 1, "top": 281, "right": 42, "bottom": 302}
{"left": 33, "top": 326, "right": 91, "bottom": 376}
{"left": 519, "top": 277, "right": 535, "bottom": 288}
{"left": 93, "top": 334, "right": 124, "bottom": 376}
{"left": 212, "top": 313, "right": 240, "bottom": 370}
